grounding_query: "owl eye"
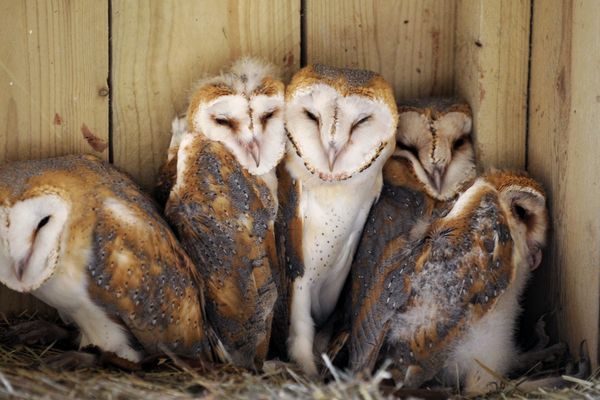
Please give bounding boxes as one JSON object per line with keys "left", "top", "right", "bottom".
{"left": 260, "top": 109, "right": 277, "bottom": 126}
{"left": 512, "top": 203, "right": 529, "bottom": 222}
{"left": 398, "top": 141, "right": 419, "bottom": 158}
{"left": 214, "top": 116, "right": 233, "bottom": 128}
{"left": 304, "top": 109, "right": 320, "bottom": 124}
{"left": 453, "top": 136, "right": 468, "bottom": 151}
{"left": 350, "top": 115, "right": 372, "bottom": 134}
{"left": 36, "top": 215, "right": 51, "bottom": 232}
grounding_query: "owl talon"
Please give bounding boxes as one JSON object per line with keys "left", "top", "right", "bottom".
{"left": 515, "top": 342, "right": 567, "bottom": 371}
{"left": 43, "top": 350, "right": 99, "bottom": 371}
{"left": 567, "top": 340, "right": 590, "bottom": 380}
{"left": 532, "top": 315, "right": 551, "bottom": 351}
{"left": 2, "top": 319, "right": 77, "bottom": 348}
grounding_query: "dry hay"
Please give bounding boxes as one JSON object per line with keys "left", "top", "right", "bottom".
{"left": 0, "top": 314, "right": 596, "bottom": 400}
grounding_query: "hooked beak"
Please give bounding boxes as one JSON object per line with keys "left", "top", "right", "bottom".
{"left": 528, "top": 241, "right": 543, "bottom": 270}
{"left": 430, "top": 166, "right": 445, "bottom": 193}
{"left": 13, "top": 248, "right": 32, "bottom": 282}
{"left": 327, "top": 144, "right": 339, "bottom": 172}
{"left": 246, "top": 138, "right": 260, "bottom": 167}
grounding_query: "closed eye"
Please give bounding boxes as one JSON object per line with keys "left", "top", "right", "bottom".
{"left": 397, "top": 141, "right": 419, "bottom": 158}
{"left": 214, "top": 116, "right": 233, "bottom": 128}
{"left": 350, "top": 115, "right": 372, "bottom": 134}
{"left": 304, "top": 109, "right": 320, "bottom": 124}
{"left": 36, "top": 215, "right": 51, "bottom": 232}
{"left": 260, "top": 109, "right": 278, "bottom": 126}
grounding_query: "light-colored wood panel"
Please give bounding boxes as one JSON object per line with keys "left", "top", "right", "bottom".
{"left": 528, "top": 0, "right": 599, "bottom": 367}
{"left": 305, "top": 0, "right": 455, "bottom": 99}
{"left": 454, "top": 0, "right": 530, "bottom": 169}
{"left": 112, "top": 0, "right": 300, "bottom": 188}
{"left": 0, "top": 0, "right": 108, "bottom": 315}
{"left": 0, "top": 0, "right": 109, "bottom": 162}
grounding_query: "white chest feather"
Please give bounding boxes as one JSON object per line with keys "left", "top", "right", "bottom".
{"left": 288, "top": 150, "right": 384, "bottom": 323}
{"left": 33, "top": 251, "right": 142, "bottom": 363}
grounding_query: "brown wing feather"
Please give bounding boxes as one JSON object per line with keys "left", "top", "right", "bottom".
{"left": 348, "top": 156, "right": 438, "bottom": 371}
{"left": 383, "top": 185, "right": 516, "bottom": 386}
{"left": 154, "top": 154, "right": 178, "bottom": 207}
{"left": 165, "top": 134, "right": 277, "bottom": 370}
{"left": 270, "top": 161, "right": 304, "bottom": 358}
{"left": 83, "top": 167, "right": 215, "bottom": 362}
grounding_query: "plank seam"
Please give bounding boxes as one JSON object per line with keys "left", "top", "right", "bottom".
{"left": 107, "top": 0, "right": 114, "bottom": 163}
{"left": 300, "top": 0, "right": 307, "bottom": 67}
{"left": 524, "top": 0, "right": 534, "bottom": 171}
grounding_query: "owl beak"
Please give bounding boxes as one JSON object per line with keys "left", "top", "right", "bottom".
{"left": 13, "top": 249, "right": 32, "bottom": 282}
{"left": 327, "top": 145, "right": 338, "bottom": 172}
{"left": 431, "top": 166, "right": 445, "bottom": 193}
{"left": 247, "top": 139, "right": 260, "bottom": 167}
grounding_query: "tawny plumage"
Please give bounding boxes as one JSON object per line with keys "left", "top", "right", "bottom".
{"left": 155, "top": 115, "right": 187, "bottom": 207}
{"left": 0, "top": 155, "right": 216, "bottom": 364}
{"left": 348, "top": 170, "right": 548, "bottom": 394}
{"left": 326, "top": 98, "right": 476, "bottom": 370}
{"left": 274, "top": 64, "right": 398, "bottom": 375}
{"left": 163, "top": 58, "right": 284, "bottom": 370}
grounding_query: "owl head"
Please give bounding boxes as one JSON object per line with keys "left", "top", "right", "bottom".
{"left": 0, "top": 158, "right": 80, "bottom": 292}
{"left": 485, "top": 170, "right": 548, "bottom": 271}
{"left": 187, "top": 58, "right": 286, "bottom": 176}
{"left": 397, "top": 98, "right": 476, "bottom": 200}
{"left": 285, "top": 64, "right": 398, "bottom": 181}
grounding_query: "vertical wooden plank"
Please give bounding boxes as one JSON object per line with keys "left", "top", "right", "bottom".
{"left": 0, "top": 0, "right": 109, "bottom": 315}
{"left": 528, "top": 0, "right": 600, "bottom": 367}
{"left": 305, "top": 0, "right": 456, "bottom": 99}
{"left": 454, "top": 0, "right": 530, "bottom": 169}
{"left": 112, "top": 0, "right": 300, "bottom": 188}
{"left": 0, "top": 1, "right": 109, "bottom": 162}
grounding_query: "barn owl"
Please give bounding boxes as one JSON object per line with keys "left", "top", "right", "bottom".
{"left": 348, "top": 170, "right": 548, "bottom": 395}
{"left": 0, "top": 155, "right": 218, "bottom": 365}
{"left": 395, "top": 98, "right": 476, "bottom": 201}
{"left": 323, "top": 99, "right": 476, "bottom": 366}
{"left": 164, "top": 58, "right": 284, "bottom": 370}
{"left": 274, "top": 64, "right": 398, "bottom": 375}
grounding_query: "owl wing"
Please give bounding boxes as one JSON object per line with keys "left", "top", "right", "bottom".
{"left": 270, "top": 161, "right": 304, "bottom": 358}
{"left": 348, "top": 173, "right": 431, "bottom": 372}
{"left": 394, "top": 188, "right": 515, "bottom": 384}
{"left": 154, "top": 154, "right": 178, "bottom": 207}
{"left": 85, "top": 189, "right": 216, "bottom": 363}
{"left": 165, "top": 136, "right": 277, "bottom": 370}
{"left": 154, "top": 116, "right": 188, "bottom": 207}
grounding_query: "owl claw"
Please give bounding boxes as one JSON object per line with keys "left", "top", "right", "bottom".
{"left": 2, "top": 319, "right": 77, "bottom": 347}
{"left": 566, "top": 340, "right": 590, "bottom": 380}
{"left": 43, "top": 350, "right": 98, "bottom": 371}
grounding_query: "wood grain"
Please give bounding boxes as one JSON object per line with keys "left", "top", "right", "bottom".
{"left": 305, "top": 0, "right": 455, "bottom": 99}
{"left": 0, "top": 0, "right": 108, "bottom": 315}
{"left": 112, "top": 0, "right": 300, "bottom": 188}
{"left": 454, "top": 0, "right": 530, "bottom": 170}
{"left": 527, "top": 0, "right": 599, "bottom": 367}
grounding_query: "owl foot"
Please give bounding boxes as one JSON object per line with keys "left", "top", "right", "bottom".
{"left": 514, "top": 316, "right": 567, "bottom": 371}
{"left": 564, "top": 340, "right": 590, "bottom": 380}
{"left": 42, "top": 347, "right": 144, "bottom": 371}
{"left": 43, "top": 350, "right": 99, "bottom": 370}
{"left": 2, "top": 319, "right": 77, "bottom": 347}
{"left": 289, "top": 337, "right": 318, "bottom": 377}
{"left": 513, "top": 341, "right": 591, "bottom": 392}
{"left": 515, "top": 342, "right": 567, "bottom": 371}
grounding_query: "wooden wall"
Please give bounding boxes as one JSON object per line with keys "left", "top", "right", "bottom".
{"left": 528, "top": 0, "right": 600, "bottom": 368}
{"left": 0, "top": 0, "right": 597, "bottom": 366}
